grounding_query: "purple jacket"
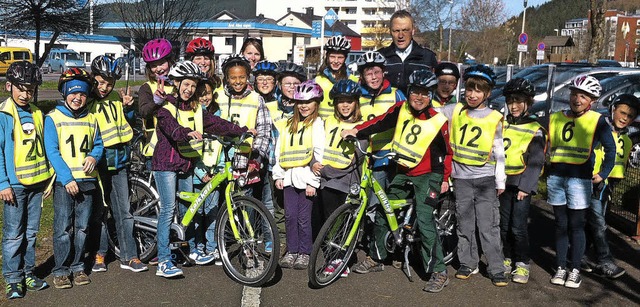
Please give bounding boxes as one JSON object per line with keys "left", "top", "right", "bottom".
{"left": 151, "top": 96, "right": 248, "bottom": 173}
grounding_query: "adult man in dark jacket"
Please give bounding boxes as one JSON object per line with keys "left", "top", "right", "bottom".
{"left": 378, "top": 10, "right": 438, "bottom": 94}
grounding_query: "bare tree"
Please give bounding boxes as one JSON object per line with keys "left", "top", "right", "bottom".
{"left": 588, "top": 0, "right": 607, "bottom": 63}
{"left": 0, "top": 0, "right": 93, "bottom": 66}
{"left": 411, "top": 0, "right": 457, "bottom": 60}
{"left": 110, "top": 0, "right": 201, "bottom": 50}
{"left": 459, "top": 0, "right": 506, "bottom": 63}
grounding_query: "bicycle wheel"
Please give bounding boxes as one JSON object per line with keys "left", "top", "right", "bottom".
{"left": 216, "top": 196, "right": 280, "bottom": 287}
{"left": 434, "top": 191, "right": 457, "bottom": 264}
{"left": 108, "top": 176, "right": 160, "bottom": 262}
{"left": 308, "top": 201, "right": 362, "bottom": 288}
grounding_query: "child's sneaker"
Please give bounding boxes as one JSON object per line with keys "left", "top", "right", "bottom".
{"left": 92, "top": 254, "right": 107, "bottom": 272}
{"left": 423, "top": 271, "right": 449, "bottom": 293}
{"left": 149, "top": 256, "right": 159, "bottom": 266}
{"left": 511, "top": 262, "right": 530, "bottom": 284}
{"left": 340, "top": 266, "right": 350, "bottom": 278}
{"left": 120, "top": 258, "right": 149, "bottom": 272}
{"left": 293, "top": 254, "right": 309, "bottom": 270}
{"left": 580, "top": 259, "right": 593, "bottom": 273}
{"left": 279, "top": 252, "right": 297, "bottom": 269}
{"left": 72, "top": 271, "right": 91, "bottom": 286}
{"left": 156, "top": 261, "right": 183, "bottom": 278}
{"left": 25, "top": 274, "right": 49, "bottom": 291}
{"left": 550, "top": 267, "right": 567, "bottom": 285}
{"left": 455, "top": 266, "right": 479, "bottom": 279}
{"left": 265, "top": 241, "right": 273, "bottom": 254}
{"left": 52, "top": 275, "right": 72, "bottom": 289}
{"left": 564, "top": 268, "right": 581, "bottom": 289}
{"left": 352, "top": 256, "right": 384, "bottom": 274}
{"left": 5, "top": 282, "right": 24, "bottom": 299}
{"left": 503, "top": 258, "right": 512, "bottom": 274}
{"left": 595, "top": 262, "right": 626, "bottom": 279}
{"left": 189, "top": 250, "right": 215, "bottom": 265}
{"left": 491, "top": 272, "right": 509, "bottom": 287}
{"left": 209, "top": 250, "right": 222, "bottom": 266}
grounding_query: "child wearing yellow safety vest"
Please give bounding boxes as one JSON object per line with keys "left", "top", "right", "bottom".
{"left": 546, "top": 75, "right": 616, "bottom": 289}
{"left": 45, "top": 68, "right": 104, "bottom": 289}
{"left": 498, "top": 78, "right": 546, "bottom": 285}
{"left": 151, "top": 61, "right": 250, "bottom": 278}
{"left": 273, "top": 80, "right": 325, "bottom": 270}
{"left": 433, "top": 62, "right": 460, "bottom": 107}
{"left": 343, "top": 70, "right": 452, "bottom": 292}
{"left": 1, "top": 61, "right": 53, "bottom": 299}
{"left": 315, "top": 36, "right": 359, "bottom": 119}
{"left": 437, "top": 65, "right": 508, "bottom": 287}
{"left": 584, "top": 94, "right": 639, "bottom": 279}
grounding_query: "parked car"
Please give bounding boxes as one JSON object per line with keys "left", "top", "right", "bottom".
{"left": 47, "top": 48, "right": 85, "bottom": 73}
{"left": 0, "top": 47, "right": 33, "bottom": 75}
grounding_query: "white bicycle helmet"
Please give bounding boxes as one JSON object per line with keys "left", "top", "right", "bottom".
{"left": 568, "top": 75, "right": 601, "bottom": 98}
{"left": 356, "top": 51, "right": 386, "bottom": 72}
{"left": 325, "top": 36, "right": 351, "bottom": 53}
{"left": 168, "top": 61, "right": 205, "bottom": 81}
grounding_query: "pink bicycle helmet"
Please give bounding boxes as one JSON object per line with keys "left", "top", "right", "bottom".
{"left": 142, "top": 38, "right": 173, "bottom": 63}
{"left": 293, "top": 80, "right": 323, "bottom": 101}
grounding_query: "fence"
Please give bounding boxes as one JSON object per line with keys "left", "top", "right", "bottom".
{"left": 609, "top": 167, "right": 640, "bottom": 239}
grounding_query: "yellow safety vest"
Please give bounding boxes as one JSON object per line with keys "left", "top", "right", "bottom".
{"left": 216, "top": 88, "right": 259, "bottom": 153}
{"left": 315, "top": 74, "right": 359, "bottom": 119}
{"left": 168, "top": 103, "right": 204, "bottom": 158}
{"left": 549, "top": 111, "right": 600, "bottom": 164}
{"left": 47, "top": 109, "right": 98, "bottom": 179}
{"left": 503, "top": 121, "right": 543, "bottom": 175}
{"left": 359, "top": 88, "right": 398, "bottom": 152}
{"left": 593, "top": 130, "right": 631, "bottom": 179}
{"left": 450, "top": 103, "right": 503, "bottom": 166}
{"left": 322, "top": 116, "right": 362, "bottom": 169}
{"left": 391, "top": 103, "right": 447, "bottom": 168}
{"left": 265, "top": 99, "right": 291, "bottom": 123}
{"left": 0, "top": 99, "right": 53, "bottom": 185}
{"left": 142, "top": 81, "right": 176, "bottom": 157}
{"left": 279, "top": 121, "right": 314, "bottom": 169}
{"left": 89, "top": 99, "right": 133, "bottom": 147}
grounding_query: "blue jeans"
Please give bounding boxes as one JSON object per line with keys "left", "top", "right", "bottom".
{"left": 587, "top": 182, "right": 614, "bottom": 265}
{"left": 547, "top": 175, "right": 591, "bottom": 210}
{"left": 498, "top": 185, "right": 531, "bottom": 264}
{"left": 93, "top": 167, "right": 138, "bottom": 261}
{"left": 2, "top": 186, "right": 44, "bottom": 283}
{"left": 553, "top": 206, "right": 587, "bottom": 269}
{"left": 193, "top": 184, "right": 221, "bottom": 253}
{"left": 154, "top": 171, "right": 192, "bottom": 263}
{"left": 52, "top": 183, "right": 94, "bottom": 277}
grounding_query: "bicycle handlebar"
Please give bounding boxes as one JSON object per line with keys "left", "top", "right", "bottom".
{"left": 345, "top": 136, "right": 417, "bottom": 164}
{"left": 202, "top": 131, "right": 254, "bottom": 147}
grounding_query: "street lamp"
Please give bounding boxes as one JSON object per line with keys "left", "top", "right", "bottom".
{"left": 447, "top": 0, "right": 453, "bottom": 61}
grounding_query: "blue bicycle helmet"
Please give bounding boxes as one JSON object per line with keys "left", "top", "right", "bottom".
{"left": 253, "top": 60, "right": 278, "bottom": 76}
{"left": 463, "top": 64, "right": 496, "bottom": 86}
{"left": 91, "top": 55, "right": 123, "bottom": 80}
{"left": 330, "top": 79, "right": 362, "bottom": 100}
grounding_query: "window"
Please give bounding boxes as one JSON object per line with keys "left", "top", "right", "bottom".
{"left": 304, "top": 37, "right": 310, "bottom": 44}
{"left": 13, "top": 51, "right": 30, "bottom": 60}
{"left": 225, "top": 37, "right": 234, "bottom": 46}
{"left": 0, "top": 52, "right": 9, "bottom": 61}
{"left": 80, "top": 52, "right": 91, "bottom": 63}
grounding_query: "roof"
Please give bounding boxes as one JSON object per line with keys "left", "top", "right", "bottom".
{"left": 277, "top": 11, "right": 360, "bottom": 38}
{"left": 0, "top": 30, "right": 129, "bottom": 44}
{"left": 542, "top": 36, "right": 575, "bottom": 47}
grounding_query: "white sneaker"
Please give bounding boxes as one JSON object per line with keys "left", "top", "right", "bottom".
{"left": 564, "top": 268, "right": 581, "bottom": 288}
{"left": 550, "top": 267, "right": 567, "bottom": 285}
{"left": 209, "top": 250, "right": 222, "bottom": 266}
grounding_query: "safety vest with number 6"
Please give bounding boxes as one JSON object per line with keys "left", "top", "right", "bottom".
{"left": 549, "top": 111, "right": 600, "bottom": 164}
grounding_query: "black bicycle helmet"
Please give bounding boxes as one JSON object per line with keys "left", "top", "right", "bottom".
{"left": 330, "top": 79, "right": 361, "bottom": 100}
{"left": 611, "top": 94, "right": 640, "bottom": 114}
{"left": 407, "top": 69, "right": 438, "bottom": 92}
{"left": 168, "top": 61, "right": 205, "bottom": 81}
{"left": 275, "top": 62, "right": 307, "bottom": 82}
{"left": 91, "top": 55, "right": 123, "bottom": 80}
{"left": 6, "top": 61, "right": 42, "bottom": 86}
{"left": 463, "top": 64, "right": 496, "bottom": 86}
{"left": 325, "top": 36, "right": 351, "bottom": 53}
{"left": 503, "top": 77, "right": 535, "bottom": 98}
{"left": 355, "top": 51, "right": 386, "bottom": 73}
{"left": 253, "top": 61, "right": 278, "bottom": 76}
{"left": 435, "top": 62, "right": 460, "bottom": 79}
{"left": 221, "top": 54, "right": 251, "bottom": 76}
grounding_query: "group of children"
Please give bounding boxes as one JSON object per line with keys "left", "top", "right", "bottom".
{"left": 1, "top": 34, "right": 636, "bottom": 299}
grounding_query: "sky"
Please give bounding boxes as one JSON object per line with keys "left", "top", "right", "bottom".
{"left": 505, "top": 0, "right": 552, "bottom": 18}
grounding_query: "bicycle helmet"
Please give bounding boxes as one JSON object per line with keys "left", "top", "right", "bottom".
{"left": 168, "top": 61, "right": 205, "bottom": 81}
{"left": 91, "top": 55, "right": 123, "bottom": 80}
{"left": 568, "top": 75, "right": 601, "bottom": 98}
{"left": 58, "top": 68, "right": 93, "bottom": 92}
{"left": 503, "top": 77, "right": 535, "bottom": 98}
{"left": 292, "top": 80, "right": 323, "bottom": 101}
{"left": 221, "top": 54, "right": 251, "bottom": 76}
{"left": 325, "top": 36, "right": 351, "bottom": 53}
{"left": 330, "top": 79, "right": 362, "bottom": 100}
{"left": 275, "top": 62, "right": 307, "bottom": 82}
{"left": 407, "top": 69, "right": 438, "bottom": 92}
{"left": 629, "top": 143, "right": 640, "bottom": 169}
{"left": 355, "top": 51, "right": 386, "bottom": 73}
{"left": 185, "top": 38, "right": 215, "bottom": 58}
{"left": 253, "top": 60, "right": 278, "bottom": 76}
{"left": 435, "top": 62, "right": 460, "bottom": 79}
{"left": 142, "top": 38, "right": 173, "bottom": 63}
{"left": 6, "top": 61, "right": 42, "bottom": 86}
{"left": 611, "top": 94, "right": 640, "bottom": 114}
{"left": 463, "top": 64, "right": 496, "bottom": 86}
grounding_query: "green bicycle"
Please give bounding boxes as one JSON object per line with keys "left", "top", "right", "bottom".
{"left": 179, "top": 132, "right": 280, "bottom": 287}
{"left": 308, "top": 137, "right": 457, "bottom": 288}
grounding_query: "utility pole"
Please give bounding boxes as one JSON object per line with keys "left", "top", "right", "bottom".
{"left": 518, "top": 0, "right": 528, "bottom": 67}
{"left": 448, "top": 0, "right": 453, "bottom": 61}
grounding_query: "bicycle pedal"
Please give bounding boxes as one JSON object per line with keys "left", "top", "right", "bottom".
{"left": 403, "top": 225, "right": 413, "bottom": 230}
{"left": 170, "top": 241, "right": 189, "bottom": 248}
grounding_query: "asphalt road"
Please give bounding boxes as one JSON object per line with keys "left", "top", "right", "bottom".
{"left": 6, "top": 200, "right": 640, "bottom": 306}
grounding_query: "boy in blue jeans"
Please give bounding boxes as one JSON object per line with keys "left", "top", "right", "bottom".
{"left": 1, "top": 61, "right": 54, "bottom": 299}
{"left": 45, "top": 69, "right": 104, "bottom": 289}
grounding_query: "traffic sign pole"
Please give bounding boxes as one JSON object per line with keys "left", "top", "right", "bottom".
{"left": 518, "top": 1, "right": 528, "bottom": 67}
{"left": 320, "top": 16, "right": 325, "bottom": 64}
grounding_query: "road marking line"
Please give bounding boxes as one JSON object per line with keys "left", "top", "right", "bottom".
{"left": 241, "top": 286, "right": 261, "bottom": 307}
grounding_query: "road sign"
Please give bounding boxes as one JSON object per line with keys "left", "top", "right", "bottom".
{"left": 312, "top": 20, "right": 322, "bottom": 38}
{"left": 325, "top": 8, "right": 339, "bottom": 28}
{"left": 519, "top": 33, "right": 528, "bottom": 45}
{"left": 537, "top": 42, "right": 545, "bottom": 50}
{"left": 536, "top": 50, "right": 545, "bottom": 60}
{"left": 517, "top": 44, "right": 528, "bottom": 52}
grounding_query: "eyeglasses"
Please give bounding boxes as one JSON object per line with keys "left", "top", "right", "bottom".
{"left": 409, "top": 91, "right": 432, "bottom": 98}
{"left": 256, "top": 77, "right": 275, "bottom": 83}
{"left": 282, "top": 82, "right": 301, "bottom": 88}
{"left": 364, "top": 70, "right": 383, "bottom": 79}
{"left": 438, "top": 80, "right": 457, "bottom": 86}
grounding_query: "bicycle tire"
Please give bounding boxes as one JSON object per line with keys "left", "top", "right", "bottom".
{"left": 216, "top": 196, "right": 280, "bottom": 287}
{"left": 308, "top": 201, "right": 362, "bottom": 288}
{"left": 434, "top": 191, "right": 457, "bottom": 264}
{"left": 108, "top": 176, "right": 160, "bottom": 262}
